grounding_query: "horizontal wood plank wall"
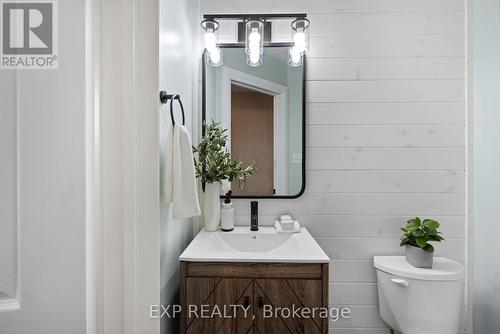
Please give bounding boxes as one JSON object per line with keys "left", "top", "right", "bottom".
{"left": 200, "top": 0, "right": 467, "bottom": 333}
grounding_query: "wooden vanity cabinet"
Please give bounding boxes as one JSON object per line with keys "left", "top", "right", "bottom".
{"left": 180, "top": 262, "right": 329, "bottom": 334}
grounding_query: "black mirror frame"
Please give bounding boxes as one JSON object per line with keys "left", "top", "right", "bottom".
{"left": 201, "top": 43, "right": 306, "bottom": 199}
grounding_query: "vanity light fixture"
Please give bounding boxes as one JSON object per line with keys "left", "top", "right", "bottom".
{"left": 201, "top": 14, "right": 308, "bottom": 68}
{"left": 245, "top": 19, "right": 264, "bottom": 67}
{"left": 201, "top": 18, "right": 223, "bottom": 67}
{"left": 288, "top": 18, "right": 310, "bottom": 67}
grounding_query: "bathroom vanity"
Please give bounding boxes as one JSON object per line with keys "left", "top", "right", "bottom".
{"left": 182, "top": 13, "right": 325, "bottom": 332}
{"left": 179, "top": 227, "right": 329, "bottom": 333}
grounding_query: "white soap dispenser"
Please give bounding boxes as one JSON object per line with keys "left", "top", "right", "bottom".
{"left": 221, "top": 191, "right": 234, "bottom": 232}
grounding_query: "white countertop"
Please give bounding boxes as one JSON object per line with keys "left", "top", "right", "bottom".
{"left": 180, "top": 226, "right": 330, "bottom": 263}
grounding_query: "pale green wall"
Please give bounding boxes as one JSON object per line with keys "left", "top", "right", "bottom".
{"left": 159, "top": 0, "right": 198, "bottom": 333}
{"left": 222, "top": 48, "right": 288, "bottom": 85}
{"left": 286, "top": 64, "right": 304, "bottom": 195}
{"left": 473, "top": 0, "right": 500, "bottom": 332}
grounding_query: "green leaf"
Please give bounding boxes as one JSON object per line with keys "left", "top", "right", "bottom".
{"left": 429, "top": 235, "right": 444, "bottom": 242}
{"left": 423, "top": 244, "right": 434, "bottom": 252}
{"left": 400, "top": 236, "right": 409, "bottom": 247}
{"left": 406, "top": 218, "right": 418, "bottom": 225}
{"left": 423, "top": 226, "right": 438, "bottom": 236}
{"left": 412, "top": 229, "right": 425, "bottom": 237}
{"left": 423, "top": 219, "right": 440, "bottom": 230}
{"left": 415, "top": 237, "right": 427, "bottom": 248}
{"left": 405, "top": 220, "right": 420, "bottom": 232}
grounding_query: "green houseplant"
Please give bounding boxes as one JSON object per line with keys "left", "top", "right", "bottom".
{"left": 193, "top": 121, "right": 254, "bottom": 231}
{"left": 400, "top": 217, "right": 444, "bottom": 268}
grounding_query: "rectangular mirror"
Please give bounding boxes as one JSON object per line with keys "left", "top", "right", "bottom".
{"left": 202, "top": 45, "right": 305, "bottom": 198}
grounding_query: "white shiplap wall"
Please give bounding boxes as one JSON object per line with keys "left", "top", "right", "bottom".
{"left": 200, "top": 0, "right": 467, "bottom": 333}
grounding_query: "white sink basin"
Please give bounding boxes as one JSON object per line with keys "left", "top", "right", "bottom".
{"left": 218, "top": 231, "right": 293, "bottom": 252}
{"left": 179, "top": 226, "right": 330, "bottom": 263}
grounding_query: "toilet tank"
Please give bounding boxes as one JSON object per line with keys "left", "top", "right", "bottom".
{"left": 374, "top": 256, "right": 464, "bottom": 334}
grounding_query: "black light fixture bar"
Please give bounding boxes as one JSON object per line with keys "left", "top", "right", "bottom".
{"left": 203, "top": 13, "right": 307, "bottom": 21}
{"left": 216, "top": 42, "right": 294, "bottom": 48}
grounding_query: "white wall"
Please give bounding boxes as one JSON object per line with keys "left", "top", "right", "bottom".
{"left": 200, "top": 1, "right": 468, "bottom": 333}
{"left": 0, "top": 0, "right": 86, "bottom": 332}
{"left": 159, "top": 0, "right": 200, "bottom": 333}
{"left": 472, "top": 0, "right": 500, "bottom": 333}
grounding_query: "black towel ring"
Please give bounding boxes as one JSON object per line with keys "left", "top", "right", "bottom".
{"left": 169, "top": 94, "right": 185, "bottom": 126}
{"left": 159, "top": 91, "right": 185, "bottom": 126}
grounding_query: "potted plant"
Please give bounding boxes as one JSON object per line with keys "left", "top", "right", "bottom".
{"left": 193, "top": 121, "right": 254, "bottom": 231}
{"left": 400, "top": 217, "right": 444, "bottom": 268}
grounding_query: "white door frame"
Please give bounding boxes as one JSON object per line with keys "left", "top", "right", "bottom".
{"left": 85, "top": 0, "right": 160, "bottom": 333}
{"left": 221, "top": 67, "right": 288, "bottom": 194}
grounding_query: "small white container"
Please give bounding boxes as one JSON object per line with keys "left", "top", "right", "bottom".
{"left": 220, "top": 192, "right": 234, "bottom": 232}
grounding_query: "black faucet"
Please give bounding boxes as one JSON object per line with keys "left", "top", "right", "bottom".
{"left": 250, "top": 201, "right": 259, "bottom": 231}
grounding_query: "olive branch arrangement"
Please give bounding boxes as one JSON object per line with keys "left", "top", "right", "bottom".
{"left": 193, "top": 121, "right": 255, "bottom": 189}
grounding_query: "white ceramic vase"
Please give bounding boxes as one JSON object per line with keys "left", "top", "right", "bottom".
{"left": 203, "top": 182, "right": 221, "bottom": 232}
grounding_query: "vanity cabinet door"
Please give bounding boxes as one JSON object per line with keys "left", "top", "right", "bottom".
{"left": 213, "top": 278, "right": 254, "bottom": 334}
{"left": 254, "top": 279, "right": 325, "bottom": 334}
{"left": 184, "top": 277, "right": 254, "bottom": 334}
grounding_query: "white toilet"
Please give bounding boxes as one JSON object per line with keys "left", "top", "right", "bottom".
{"left": 374, "top": 256, "right": 464, "bottom": 334}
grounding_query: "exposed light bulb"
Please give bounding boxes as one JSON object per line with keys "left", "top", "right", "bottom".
{"left": 204, "top": 32, "right": 216, "bottom": 51}
{"left": 245, "top": 20, "right": 264, "bottom": 66}
{"left": 289, "top": 46, "right": 302, "bottom": 66}
{"left": 249, "top": 28, "right": 261, "bottom": 43}
{"left": 293, "top": 31, "right": 307, "bottom": 53}
{"left": 249, "top": 51, "right": 260, "bottom": 64}
{"left": 210, "top": 48, "right": 221, "bottom": 64}
{"left": 248, "top": 28, "right": 261, "bottom": 54}
{"left": 248, "top": 27, "right": 262, "bottom": 66}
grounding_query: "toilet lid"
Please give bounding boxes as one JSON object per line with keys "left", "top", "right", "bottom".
{"left": 374, "top": 256, "right": 464, "bottom": 281}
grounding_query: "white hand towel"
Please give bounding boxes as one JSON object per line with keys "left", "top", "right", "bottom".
{"left": 160, "top": 110, "right": 173, "bottom": 203}
{"left": 274, "top": 220, "right": 301, "bottom": 234}
{"left": 280, "top": 214, "right": 292, "bottom": 221}
{"left": 279, "top": 219, "right": 296, "bottom": 230}
{"left": 172, "top": 124, "right": 201, "bottom": 219}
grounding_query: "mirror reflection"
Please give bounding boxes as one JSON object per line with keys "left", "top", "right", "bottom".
{"left": 203, "top": 46, "right": 305, "bottom": 197}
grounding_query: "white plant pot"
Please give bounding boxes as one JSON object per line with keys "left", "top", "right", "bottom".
{"left": 203, "top": 182, "right": 221, "bottom": 232}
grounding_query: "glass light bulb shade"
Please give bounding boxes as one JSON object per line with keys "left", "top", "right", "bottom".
{"left": 288, "top": 46, "right": 303, "bottom": 67}
{"left": 245, "top": 19, "right": 264, "bottom": 56}
{"left": 201, "top": 19, "right": 220, "bottom": 52}
{"left": 290, "top": 18, "right": 310, "bottom": 53}
{"left": 206, "top": 48, "right": 223, "bottom": 67}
